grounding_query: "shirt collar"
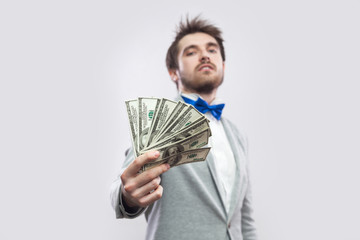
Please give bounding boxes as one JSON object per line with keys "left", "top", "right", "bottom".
{"left": 179, "top": 91, "right": 224, "bottom": 105}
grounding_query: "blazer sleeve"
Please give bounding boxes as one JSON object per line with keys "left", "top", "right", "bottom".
{"left": 110, "top": 147, "right": 147, "bottom": 219}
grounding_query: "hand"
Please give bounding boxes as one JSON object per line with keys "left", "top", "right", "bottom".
{"left": 120, "top": 151, "right": 170, "bottom": 208}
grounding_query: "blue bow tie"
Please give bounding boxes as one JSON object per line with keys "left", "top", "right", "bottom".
{"left": 182, "top": 96, "right": 225, "bottom": 120}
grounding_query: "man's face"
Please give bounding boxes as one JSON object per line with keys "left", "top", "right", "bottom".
{"left": 173, "top": 32, "right": 225, "bottom": 94}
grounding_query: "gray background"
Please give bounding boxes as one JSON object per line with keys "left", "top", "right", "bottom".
{"left": 1, "top": 0, "right": 359, "bottom": 239}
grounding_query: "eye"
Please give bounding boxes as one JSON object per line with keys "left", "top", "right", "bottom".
{"left": 209, "top": 48, "right": 217, "bottom": 53}
{"left": 186, "top": 51, "right": 196, "bottom": 56}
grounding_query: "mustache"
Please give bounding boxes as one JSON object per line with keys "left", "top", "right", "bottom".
{"left": 196, "top": 63, "right": 216, "bottom": 71}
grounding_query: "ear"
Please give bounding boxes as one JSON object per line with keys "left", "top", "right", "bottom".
{"left": 168, "top": 69, "right": 179, "bottom": 83}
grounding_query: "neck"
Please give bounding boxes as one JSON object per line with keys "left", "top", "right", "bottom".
{"left": 181, "top": 88, "right": 217, "bottom": 104}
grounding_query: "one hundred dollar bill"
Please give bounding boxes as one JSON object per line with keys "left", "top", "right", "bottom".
{"left": 154, "top": 104, "right": 205, "bottom": 142}
{"left": 140, "top": 147, "right": 211, "bottom": 172}
{"left": 143, "top": 117, "right": 211, "bottom": 150}
{"left": 151, "top": 102, "right": 188, "bottom": 142}
{"left": 125, "top": 97, "right": 212, "bottom": 171}
{"left": 125, "top": 100, "right": 139, "bottom": 156}
{"left": 140, "top": 128, "right": 211, "bottom": 161}
{"left": 144, "top": 98, "right": 177, "bottom": 148}
{"left": 137, "top": 97, "right": 161, "bottom": 152}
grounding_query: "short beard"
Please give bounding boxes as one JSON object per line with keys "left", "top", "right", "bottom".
{"left": 179, "top": 75, "right": 224, "bottom": 94}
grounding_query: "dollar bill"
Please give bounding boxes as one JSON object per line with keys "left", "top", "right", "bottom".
{"left": 140, "top": 147, "right": 211, "bottom": 172}
{"left": 140, "top": 128, "right": 211, "bottom": 161}
{"left": 144, "top": 98, "right": 177, "bottom": 148}
{"left": 125, "top": 97, "right": 212, "bottom": 171}
{"left": 154, "top": 104, "right": 205, "bottom": 142}
{"left": 125, "top": 100, "right": 139, "bottom": 156}
{"left": 143, "top": 117, "right": 211, "bottom": 150}
{"left": 137, "top": 97, "right": 161, "bottom": 152}
{"left": 151, "top": 101, "right": 188, "bottom": 141}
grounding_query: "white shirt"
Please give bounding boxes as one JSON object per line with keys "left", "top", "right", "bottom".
{"left": 181, "top": 92, "right": 236, "bottom": 213}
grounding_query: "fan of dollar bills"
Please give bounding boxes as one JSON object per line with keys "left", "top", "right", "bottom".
{"left": 125, "top": 97, "right": 212, "bottom": 172}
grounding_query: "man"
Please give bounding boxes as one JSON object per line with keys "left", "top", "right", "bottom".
{"left": 110, "top": 16, "right": 257, "bottom": 240}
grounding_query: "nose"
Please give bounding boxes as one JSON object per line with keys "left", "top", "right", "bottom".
{"left": 200, "top": 56, "right": 210, "bottom": 63}
{"left": 199, "top": 49, "right": 210, "bottom": 63}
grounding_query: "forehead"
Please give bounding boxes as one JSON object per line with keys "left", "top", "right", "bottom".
{"left": 177, "top": 32, "right": 218, "bottom": 52}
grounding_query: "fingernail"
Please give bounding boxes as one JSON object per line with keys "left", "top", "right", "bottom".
{"left": 166, "top": 164, "right": 170, "bottom": 169}
{"left": 153, "top": 151, "right": 160, "bottom": 157}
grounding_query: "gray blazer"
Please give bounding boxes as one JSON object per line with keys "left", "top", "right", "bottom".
{"left": 110, "top": 117, "right": 257, "bottom": 240}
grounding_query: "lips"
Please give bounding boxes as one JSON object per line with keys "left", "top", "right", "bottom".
{"left": 197, "top": 64, "right": 215, "bottom": 71}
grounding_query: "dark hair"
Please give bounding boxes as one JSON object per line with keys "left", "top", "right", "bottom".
{"left": 166, "top": 16, "right": 225, "bottom": 71}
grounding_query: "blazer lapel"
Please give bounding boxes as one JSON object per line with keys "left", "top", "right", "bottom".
{"left": 204, "top": 150, "right": 228, "bottom": 215}
{"left": 175, "top": 94, "right": 228, "bottom": 214}
{"left": 221, "top": 118, "right": 247, "bottom": 220}
{"left": 176, "top": 94, "right": 250, "bottom": 219}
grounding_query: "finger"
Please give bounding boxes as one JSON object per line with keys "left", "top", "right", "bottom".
{"left": 137, "top": 185, "right": 164, "bottom": 208}
{"left": 130, "top": 176, "right": 161, "bottom": 200}
{"left": 123, "top": 151, "right": 160, "bottom": 177}
{"left": 133, "top": 163, "right": 170, "bottom": 188}
{"left": 123, "top": 163, "right": 169, "bottom": 193}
